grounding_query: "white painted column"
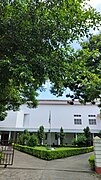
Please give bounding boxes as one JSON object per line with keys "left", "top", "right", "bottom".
{"left": 75, "top": 133, "right": 78, "bottom": 141}
{"left": 93, "top": 136, "right": 101, "bottom": 174}
{"left": 92, "top": 133, "right": 94, "bottom": 139}
{"left": 41, "top": 138, "right": 43, "bottom": 145}
{"left": 0, "top": 134, "right": 1, "bottom": 143}
{"left": 58, "top": 137, "right": 60, "bottom": 146}
{"left": 8, "top": 131, "right": 11, "bottom": 141}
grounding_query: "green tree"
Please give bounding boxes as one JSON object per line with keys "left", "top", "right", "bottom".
{"left": 63, "top": 33, "right": 101, "bottom": 105}
{"left": 60, "top": 127, "right": 65, "bottom": 146}
{"left": 37, "top": 126, "right": 45, "bottom": 145}
{"left": 0, "top": 0, "right": 101, "bottom": 119}
{"left": 83, "top": 126, "right": 91, "bottom": 146}
{"left": 18, "top": 129, "right": 30, "bottom": 145}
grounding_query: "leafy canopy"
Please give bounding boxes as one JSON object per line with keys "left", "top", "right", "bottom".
{"left": 0, "top": 0, "right": 101, "bottom": 119}
{"left": 60, "top": 33, "right": 101, "bottom": 105}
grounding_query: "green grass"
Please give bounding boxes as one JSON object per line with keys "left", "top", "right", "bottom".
{"left": 33, "top": 146, "right": 47, "bottom": 150}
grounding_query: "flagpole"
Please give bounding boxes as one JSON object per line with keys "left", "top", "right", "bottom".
{"left": 49, "top": 111, "right": 51, "bottom": 148}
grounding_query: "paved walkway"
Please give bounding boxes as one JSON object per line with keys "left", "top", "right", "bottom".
{"left": 0, "top": 150, "right": 101, "bottom": 180}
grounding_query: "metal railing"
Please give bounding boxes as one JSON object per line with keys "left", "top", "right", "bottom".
{"left": 0, "top": 145, "right": 14, "bottom": 168}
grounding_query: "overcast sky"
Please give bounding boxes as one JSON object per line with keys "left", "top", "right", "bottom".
{"left": 37, "top": 0, "right": 101, "bottom": 100}
{"left": 89, "top": 0, "right": 101, "bottom": 12}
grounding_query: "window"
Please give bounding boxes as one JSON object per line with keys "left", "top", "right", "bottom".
{"left": 88, "top": 115, "right": 96, "bottom": 117}
{"left": 23, "top": 114, "right": 29, "bottom": 127}
{"left": 74, "top": 115, "right": 81, "bottom": 117}
{"left": 74, "top": 119, "right": 82, "bottom": 125}
{"left": 89, "top": 119, "right": 96, "bottom": 125}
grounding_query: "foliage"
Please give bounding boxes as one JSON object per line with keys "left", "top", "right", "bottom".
{"left": 0, "top": 0, "right": 101, "bottom": 119}
{"left": 84, "top": 126, "right": 91, "bottom": 146}
{"left": 18, "top": 130, "right": 38, "bottom": 146}
{"left": 27, "top": 134, "right": 38, "bottom": 147}
{"left": 60, "top": 127, "right": 65, "bottom": 146}
{"left": 64, "top": 33, "right": 101, "bottom": 105}
{"left": 37, "top": 126, "right": 45, "bottom": 145}
{"left": 88, "top": 154, "right": 95, "bottom": 170}
{"left": 72, "top": 134, "right": 87, "bottom": 147}
{"left": 55, "top": 132, "right": 60, "bottom": 140}
{"left": 72, "top": 127, "right": 92, "bottom": 147}
{"left": 17, "top": 129, "right": 30, "bottom": 145}
{"left": 98, "top": 130, "right": 101, "bottom": 138}
{"left": 0, "top": 153, "right": 3, "bottom": 161}
{"left": 14, "top": 144, "right": 94, "bottom": 160}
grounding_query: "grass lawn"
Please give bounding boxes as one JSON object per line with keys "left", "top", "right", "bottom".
{"left": 33, "top": 146, "right": 87, "bottom": 151}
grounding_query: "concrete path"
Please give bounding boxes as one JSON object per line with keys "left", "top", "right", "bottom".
{"left": 0, "top": 150, "right": 101, "bottom": 180}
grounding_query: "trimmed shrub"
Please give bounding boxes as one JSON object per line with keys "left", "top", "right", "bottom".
{"left": 14, "top": 144, "right": 94, "bottom": 160}
{"left": 88, "top": 154, "right": 95, "bottom": 170}
{"left": 27, "top": 134, "right": 38, "bottom": 147}
{"left": 72, "top": 134, "right": 87, "bottom": 147}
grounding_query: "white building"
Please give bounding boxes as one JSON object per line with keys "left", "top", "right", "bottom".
{"left": 0, "top": 100, "right": 100, "bottom": 145}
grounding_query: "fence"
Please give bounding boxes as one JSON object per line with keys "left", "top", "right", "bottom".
{"left": 0, "top": 145, "right": 14, "bottom": 168}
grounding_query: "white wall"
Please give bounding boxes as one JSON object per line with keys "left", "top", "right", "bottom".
{"left": 0, "top": 100, "right": 100, "bottom": 133}
{"left": 20, "top": 102, "right": 100, "bottom": 133}
{"left": 0, "top": 110, "right": 17, "bottom": 128}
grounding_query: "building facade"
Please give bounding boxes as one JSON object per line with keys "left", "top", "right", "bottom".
{"left": 0, "top": 100, "right": 100, "bottom": 145}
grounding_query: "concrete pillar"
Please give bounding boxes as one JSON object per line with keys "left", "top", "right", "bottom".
{"left": 92, "top": 133, "right": 94, "bottom": 139}
{"left": 75, "top": 133, "right": 78, "bottom": 141}
{"left": 0, "top": 134, "right": 1, "bottom": 143}
{"left": 41, "top": 138, "right": 43, "bottom": 145}
{"left": 93, "top": 136, "right": 101, "bottom": 174}
{"left": 8, "top": 131, "right": 11, "bottom": 141}
{"left": 58, "top": 137, "right": 60, "bottom": 146}
{"left": 12, "top": 132, "right": 16, "bottom": 143}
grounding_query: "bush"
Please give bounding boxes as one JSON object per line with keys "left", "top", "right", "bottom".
{"left": 27, "top": 134, "right": 38, "bottom": 147}
{"left": 18, "top": 130, "right": 30, "bottom": 145}
{"left": 88, "top": 154, "right": 95, "bottom": 170}
{"left": 14, "top": 144, "right": 94, "bottom": 160}
{"left": 72, "top": 134, "right": 87, "bottom": 147}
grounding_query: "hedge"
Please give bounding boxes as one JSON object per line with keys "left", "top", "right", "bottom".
{"left": 88, "top": 154, "right": 95, "bottom": 170}
{"left": 14, "top": 144, "right": 94, "bottom": 160}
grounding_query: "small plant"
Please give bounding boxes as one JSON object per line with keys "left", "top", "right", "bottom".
{"left": 72, "top": 134, "right": 87, "bottom": 147}
{"left": 88, "top": 154, "right": 95, "bottom": 170}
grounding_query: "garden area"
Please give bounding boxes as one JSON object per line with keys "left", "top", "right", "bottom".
{"left": 13, "top": 126, "right": 94, "bottom": 161}
{"left": 14, "top": 144, "right": 93, "bottom": 161}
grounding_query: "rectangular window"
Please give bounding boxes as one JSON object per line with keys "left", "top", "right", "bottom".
{"left": 88, "top": 115, "right": 96, "bottom": 117}
{"left": 74, "top": 119, "right": 82, "bottom": 125}
{"left": 23, "top": 114, "right": 29, "bottom": 127}
{"left": 74, "top": 115, "right": 81, "bottom": 117}
{"left": 89, "top": 119, "right": 96, "bottom": 125}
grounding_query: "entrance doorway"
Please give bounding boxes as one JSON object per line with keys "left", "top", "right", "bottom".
{"left": 1, "top": 133, "right": 9, "bottom": 145}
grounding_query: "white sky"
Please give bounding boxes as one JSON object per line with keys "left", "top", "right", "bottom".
{"left": 37, "top": 0, "right": 101, "bottom": 100}
{"left": 89, "top": 0, "right": 101, "bottom": 12}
